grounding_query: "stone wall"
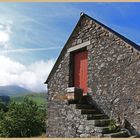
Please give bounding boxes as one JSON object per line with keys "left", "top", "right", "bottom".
{"left": 46, "top": 100, "right": 96, "bottom": 137}
{"left": 46, "top": 15, "right": 140, "bottom": 137}
{"left": 86, "top": 19, "right": 140, "bottom": 134}
{"left": 47, "top": 52, "right": 70, "bottom": 101}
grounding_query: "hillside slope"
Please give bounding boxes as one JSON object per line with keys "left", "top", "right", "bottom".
{"left": 12, "top": 93, "right": 46, "bottom": 105}
{"left": 0, "top": 85, "right": 32, "bottom": 96}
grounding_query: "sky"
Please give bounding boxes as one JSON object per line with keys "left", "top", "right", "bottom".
{"left": 0, "top": 2, "right": 140, "bottom": 92}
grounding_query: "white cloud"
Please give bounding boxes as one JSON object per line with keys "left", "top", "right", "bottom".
{"left": 0, "top": 55, "right": 55, "bottom": 92}
{"left": 0, "top": 23, "right": 12, "bottom": 48}
{"left": 0, "top": 30, "right": 10, "bottom": 43}
{"left": 0, "top": 47, "right": 61, "bottom": 54}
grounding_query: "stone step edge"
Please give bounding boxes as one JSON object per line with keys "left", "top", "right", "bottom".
{"left": 81, "top": 109, "right": 101, "bottom": 114}
{"left": 87, "top": 114, "right": 109, "bottom": 119}
{"left": 76, "top": 104, "right": 95, "bottom": 109}
{"left": 103, "top": 130, "right": 130, "bottom": 137}
{"left": 86, "top": 119, "right": 111, "bottom": 127}
{"left": 94, "top": 126, "right": 120, "bottom": 134}
{"left": 87, "top": 119, "right": 111, "bottom": 123}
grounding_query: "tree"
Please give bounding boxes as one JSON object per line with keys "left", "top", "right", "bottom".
{"left": 0, "top": 96, "right": 10, "bottom": 104}
{"left": 0, "top": 97, "right": 46, "bottom": 137}
{"left": 0, "top": 100, "right": 7, "bottom": 137}
{"left": 0, "top": 100, "right": 8, "bottom": 113}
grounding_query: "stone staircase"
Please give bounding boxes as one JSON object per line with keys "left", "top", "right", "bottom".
{"left": 74, "top": 95, "right": 131, "bottom": 138}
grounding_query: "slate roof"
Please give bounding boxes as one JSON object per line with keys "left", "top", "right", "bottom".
{"left": 45, "top": 13, "right": 140, "bottom": 84}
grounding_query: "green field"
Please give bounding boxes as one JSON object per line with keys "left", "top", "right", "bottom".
{"left": 11, "top": 92, "right": 46, "bottom": 106}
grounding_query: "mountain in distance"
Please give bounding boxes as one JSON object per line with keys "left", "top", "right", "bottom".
{"left": 0, "top": 85, "right": 32, "bottom": 96}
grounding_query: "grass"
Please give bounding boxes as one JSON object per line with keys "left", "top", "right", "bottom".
{"left": 11, "top": 92, "right": 46, "bottom": 106}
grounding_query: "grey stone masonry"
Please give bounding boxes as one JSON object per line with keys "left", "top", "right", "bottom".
{"left": 46, "top": 13, "right": 140, "bottom": 137}
{"left": 46, "top": 100, "right": 95, "bottom": 137}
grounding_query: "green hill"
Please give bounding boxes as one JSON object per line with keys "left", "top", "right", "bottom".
{"left": 11, "top": 92, "right": 46, "bottom": 106}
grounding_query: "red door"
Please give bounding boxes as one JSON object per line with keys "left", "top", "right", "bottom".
{"left": 74, "top": 50, "right": 88, "bottom": 94}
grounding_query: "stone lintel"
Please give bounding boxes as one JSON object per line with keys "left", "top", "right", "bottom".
{"left": 68, "top": 40, "right": 90, "bottom": 53}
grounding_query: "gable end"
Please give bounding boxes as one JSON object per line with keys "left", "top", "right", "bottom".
{"left": 45, "top": 13, "right": 140, "bottom": 84}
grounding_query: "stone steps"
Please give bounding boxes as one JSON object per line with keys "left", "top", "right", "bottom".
{"left": 76, "top": 104, "right": 95, "bottom": 109}
{"left": 79, "top": 96, "right": 89, "bottom": 104}
{"left": 88, "top": 119, "right": 111, "bottom": 127}
{"left": 103, "top": 130, "right": 130, "bottom": 138}
{"left": 94, "top": 126, "right": 118, "bottom": 134}
{"left": 73, "top": 95, "right": 131, "bottom": 138}
{"left": 87, "top": 114, "right": 109, "bottom": 120}
{"left": 81, "top": 109, "right": 101, "bottom": 114}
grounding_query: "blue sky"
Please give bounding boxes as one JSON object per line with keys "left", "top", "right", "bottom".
{"left": 0, "top": 2, "right": 140, "bottom": 91}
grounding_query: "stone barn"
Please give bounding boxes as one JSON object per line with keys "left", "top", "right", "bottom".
{"left": 45, "top": 13, "right": 140, "bottom": 138}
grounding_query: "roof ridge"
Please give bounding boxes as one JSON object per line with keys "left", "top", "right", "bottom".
{"left": 82, "top": 13, "right": 140, "bottom": 52}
